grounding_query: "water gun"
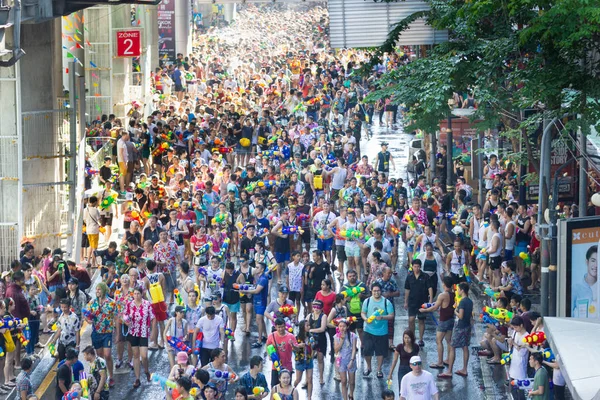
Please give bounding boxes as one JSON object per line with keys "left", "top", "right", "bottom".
{"left": 253, "top": 387, "right": 265, "bottom": 396}
{"left": 196, "top": 242, "right": 212, "bottom": 255}
{"left": 454, "top": 285, "right": 463, "bottom": 309}
{"left": 174, "top": 289, "right": 185, "bottom": 307}
{"left": 100, "top": 193, "right": 118, "bottom": 210}
{"left": 245, "top": 181, "right": 258, "bottom": 192}
{"left": 224, "top": 328, "right": 234, "bottom": 340}
{"left": 484, "top": 286, "right": 501, "bottom": 299}
{"left": 282, "top": 225, "right": 303, "bottom": 235}
{"left": 212, "top": 213, "right": 228, "bottom": 225}
{"left": 315, "top": 227, "right": 327, "bottom": 239}
{"left": 257, "top": 227, "right": 270, "bottom": 236}
{"left": 367, "top": 308, "right": 384, "bottom": 324}
{"left": 197, "top": 267, "right": 208, "bottom": 277}
{"left": 213, "top": 370, "right": 235, "bottom": 380}
{"left": 63, "top": 390, "right": 79, "bottom": 400}
{"left": 421, "top": 303, "right": 435, "bottom": 309}
{"left": 480, "top": 313, "right": 500, "bottom": 327}
{"left": 261, "top": 180, "right": 279, "bottom": 188}
{"left": 48, "top": 343, "right": 56, "bottom": 356}
{"left": 193, "top": 332, "right": 204, "bottom": 355}
{"left": 17, "top": 332, "right": 29, "bottom": 347}
{"left": 542, "top": 347, "right": 555, "bottom": 362}
{"left": 340, "top": 229, "right": 364, "bottom": 240}
{"left": 212, "top": 146, "right": 235, "bottom": 154}
{"left": 333, "top": 316, "right": 358, "bottom": 326}
{"left": 257, "top": 150, "right": 280, "bottom": 158}
{"left": 403, "top": 214, "right": 416, "bottom": 230}
{"left": 21, "top": 318, "right": 31, "bottom": 342}
{"left": 342, "top": 286, "right": 365, "bottom": 298}
{"left": 500, "top": 352, "right": 512, "bottom": 365}
{"left": 152, "top": 142, "right": 171, "bottom": 157}
{"left": 519, "top": 252, "right": 531, "bottom": 267}
{"left": 306, "top": 96, "right": 322, "bottom": 105}
{"left": 296, "top": 213, "right": 310, "bottom": 223}
{"left": 80, "top": 371, "right": 90, "bottom": 398}
{"left": 152, "top": 373, "right": 177, "bottom": 389}
{"left": 233, "top": 283, "right": 256, "bottom": 291}
{"left": 109, "top": 278, "right": 119, "bottom": 290}
{"left": 384, "top": 184, "right": 394, "bottom": 205}
{"left": 207, "top": 273, "right": 223, "bottom": 285}
{"left": 218, "top": 238, "right": 230, "bottom": 258}
{"left": 462, "top": 264, "right": 472, "bottom": 283}
{"left": 389, "top": 225, "right": 401, "bottom": 238}
{"left": 482, "top": 306, "right": 513, "bottom": 322}
{"left": 523, "top": 331, "right": 546, "bottom": 346}
{"left": 85, "top": 167, "right": 99, "bottom": 176}
{"left": 285, "top": 321, "right": 294, "bottom": 333}
{"left": 166, "top": 336, "right": 192, "bottom": 354}
{"left": 267, "top": 344, "right": 281, "bottom": 371}
{"left": 279, "top": 304, "right": 297, "bottom": 317}
{"left": 292, "top": 102, "right": 306, "bottom": 113}
{"left": 510, "top": 379, "right": 534, "bottom": 389}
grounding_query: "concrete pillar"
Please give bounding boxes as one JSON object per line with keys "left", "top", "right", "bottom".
{"left": 175, "top": 0, "right": 192, "bottom": 58}
{"left": 111, "top": 5, "right": 133, "bottom": 120}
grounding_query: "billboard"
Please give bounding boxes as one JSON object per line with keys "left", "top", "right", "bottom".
{"left": 157, "top": 0, "right": 176, "bottom": 64}
{"left": 559, "top": 217, "right": 600, "bottom": 319}
{"left": 527, "top": 138, "right": 576, "bottom": 204}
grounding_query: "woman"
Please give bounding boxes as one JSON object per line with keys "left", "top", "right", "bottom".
{"left": 123, "top": 286, "right": 155, "bottom": 388}
{"left": 2, "top": 298, "right": 21, "bottom": 388}
{"left": 293, "top": 320, "right": 314, "bottom": 400}
{"left": 333, "top": 319, "right": 357, "bottom": 400}
{"left": 236, "top": 257, "right": 254, "bottom": 335}
{"left": 367, "top": 251, "right": 386, "bottom": 288}
{"left": 314, "top": 279, "right": 336, "bottom": 362}
{"left": 417, "top": 242, "right": 444, "bottom": 298}
{"left": 387, "top": 329, "right": 420, "bottom": 392}
{"left": 307, "top": 300, "right": 327, "bottom": 385}
{"left": 0, "top": 299, "right": 10, "bottom": 393}
{"left": 168, "top": 351, "right": 195, "bottom": 381}
{"left": 115, "top": 275, "right": 134, "bottom": 370}
{"left": 270, "top": 369, "right": 298, "bottom": 400}
{"left": 122, "top": 220, "right": 142, "bottom": 247}
{"left": 67, "top": 277, "right": 88, "bottom": 350}
{"left": 235, "top": 387, "right": 249, "bottom": 400}
{"left": 202, "top": 348, "right": 238, "bottom": 399}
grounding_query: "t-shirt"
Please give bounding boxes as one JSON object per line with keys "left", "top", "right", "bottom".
{"left": 404, "top": 273, "right": 430, "bottom": 308}
{"left": 117, "top": 138, "right": 128, "bottom": 163}
{"left": 56, "top": 363, "right": 72, "bottom": 400}
{"left": 531, "top": 366, "right": 550, "bottom": 400}
{"left": 399, "top": 370, "right": 438, "bottom": 400}
{"left": 307, "top": 262, "right": 331, "bottom": 292}
{"left": 509, "top": 330, "right": 530, "bottom": 380}
{"left": 195, "top": 315, "right": 224, "bottom": 349}
{"left": 362, "top": 296, "right": 393, "bottom": 336}
{"left": 287, "top": 262, "right": 304, "bottom": 292}
{"left": 343, "top": 282, "right": 366, "bottom": 314}
{"left": 253, "top": 274, "right": 269, "bottom": 307}
{"left": 456, "top": 297, "right": 473, "bottom": 329}
{"left": 265, "top": 332, "right": 296, "bottom": 371}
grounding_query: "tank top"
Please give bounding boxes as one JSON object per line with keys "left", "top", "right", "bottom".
{"left": 222, "top": 270, "right": 240, "bottom": 304}
{"left": 309, "top": 313, "right": 326, "bottom": 343}
{"left": 489, "top": 232, "right": 503, "bottom": 257}
{"left": 167, "top": 220, "right": 184, "bottom": 246}
{"left": 450, "top": 250, "right": 466, "bottom": 275}
{"left": 516, "top": 215, "right": 530, "bottom": 243}
{"left": 301, "top": 172, "right": 314, "bottom": 199}
{"left": 439, "top": 294, "right": 455, "bottom": 322}
{"left": 472, "top": 216, "right": 481, "bottom": 242}
{"left": 377, "top": 151, "right": 390, "bottom": 172}
{"left": 275, "top": 221, "right": 291, "bottom": 253}
{"left": 331, "top": 168, "right": 347, "bottom": 190}
{"left": 419, "top": 233, "right": 436, "bottom": 253}
{"left": 423, "top": 258, "right": 437, "bottom": 276}
{"left": 170, "top": 317, "right": 187, "bottom": 338}
{"left": 505, "top": 220, "right": 516, "bottom": 250}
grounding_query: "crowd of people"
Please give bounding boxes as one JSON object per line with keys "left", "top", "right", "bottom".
{"left": 0, "top": 3, "right": 569, "bottom": 400}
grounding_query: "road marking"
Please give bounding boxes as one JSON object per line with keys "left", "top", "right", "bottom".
{"left": 35, "top": 360, "right": 58, "bottom": 398}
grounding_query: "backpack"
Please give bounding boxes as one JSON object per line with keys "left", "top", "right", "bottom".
{"left": 365, "top": 297, "right": 391, "bottom": 315}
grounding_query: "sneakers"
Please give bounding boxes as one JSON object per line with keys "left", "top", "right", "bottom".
{"left": 418, "top": 340, "right": 425, "bottom": 347}
{"left": 115, "top": 360, "right": 123, "bottom": 369}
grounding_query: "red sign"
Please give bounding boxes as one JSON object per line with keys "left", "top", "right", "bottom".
{"left": 116, "top": 30, "right": 141, "bottom": 58}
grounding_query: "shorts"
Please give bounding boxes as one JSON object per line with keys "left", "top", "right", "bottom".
{"left": 163, "top": 271, "right": 177, "bottom": 292}
{"left": 336, "top": 245, "right": 347, "bottom": 263}
{"left": 437, "top": 318, "right": 455, "bottom": 333}
{"left": 489, "top": 256, "right": 502, "bottom": 270}
{"left": 303, "top": 289, "right": 315, "bottom": 303}
{"left": 407, "top": 244, "right": 415, "bottom": 253}
{"left": 184, "top": 239, "right": 191, "bottom": 255}
{"left": 295, "top": 358, "right": 314, "bottom": 371}
{"left": 408, "top": 305, "right": 427, "bottom": 320}
{"left": 88, "top": 233, "right": 99, "bottom": 249}
{"left": 127, "top": 335, "right": 149, "bottom": 347}
{"left": 100, "top": 213, "right": 113, "bottom": 227}
{"left": 301, "top": 229, "right": 311, "bottom": 244}
{"left": 224, "top": 301, "right": 240, "bottom": 313}
{"left": 348, "top": 312, "right": 364, "bottom": 330}
{"left": 495, "top": 339, "right": 508, "bottom": 352}
{"left": 344, "top": 245, "right": 360, "bottom": 258}
{"left": 317, "top": 237, "right": 334, "bottom": 252}
{"left": 57, "top": 341, "right": 77, "bottom": 360}
{"left": 363, "top": 332, "right": 388, "bottom": 357}
{"left": 338, "top": 357, "right": 357, "bottom": 373}
{"left": 451, "top": 324, "right": 472, "bottom": 348}
{"left": 387, "top": 318, "right": 395, "bottom": 338}
{"left": 91, "top": 331, "right": 113, "bottom": 349}
{"left": 151, "top": 301, "right": 169, "bottom": 322}
{"left": 275, "top": 252, "right": 290, "bottom": 264}
{"left": 289, "top": 291, "right": 301, "bottom": 302}
{"left": 118, "top": 161, "right": 128, "bottom": 175}
{"left": 504, "top": 249, "right": 513, "bottom": 261}
{"left": 515, "top": 241, "right": 528, "bottom": 256}
{"left": 175, "top": 84, "right": 184, "bottom": 92}
{"left": 240, "top": 295, "right": 252, "bottom": 304}
{"left": 254, "top": 305, "right": 266, "bottom": 316}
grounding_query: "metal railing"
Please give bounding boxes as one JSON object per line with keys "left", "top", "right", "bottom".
{"left": 87, "top": 137, "right": 115, "bottom": 170}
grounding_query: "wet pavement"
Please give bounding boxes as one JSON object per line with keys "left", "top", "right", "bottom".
{"left": 29, "top": 121, "right": 513, "bottom": 400}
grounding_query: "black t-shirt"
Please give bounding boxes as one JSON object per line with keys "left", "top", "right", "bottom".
{"left": 240, "top": 236, "right": 258, "bottom": 259}
{"left": 404, "top": 272, "right": 431, "bottom": 307}
{"left": 99, "top": 165, "right": 112, "bottom": 182}
{"left": 308, "top": 261, "right": 331, "bottom": 292}
{"left": 56, "top": 363, "right": 72, "bottom": 400}
{"left": 426, "top": 207, "right": 436, "bottom": 228}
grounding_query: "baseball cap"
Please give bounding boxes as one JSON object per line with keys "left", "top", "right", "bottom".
{"left": 176, "top": 351, "right": 189, "bottom": 364}
{"left": 279, "top": 286, "right": 289, "bottom": 293}
{"left": 410, "top": 355, "right": 422, "bottom": 364}
{"left": 68, "top": 277, "right": 79, "bottom": 285}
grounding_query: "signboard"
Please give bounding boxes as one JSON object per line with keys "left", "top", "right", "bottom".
{"left": 157, "top": 0, "right": 176, "bottom": 63}
{"left": 115, "top": 30, "right": 141, "bottom": 58}
{"left": 560, "top": 217, "right": 600, "bottom": 319}
{"left": 527, "top": 138, "right": 576, "bottom": 203}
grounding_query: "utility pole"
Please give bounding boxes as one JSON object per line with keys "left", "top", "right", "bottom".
{"left": 431, "top": 131, "right": 437, "bottom": 180}
{"left": 66, "top": 61, "right": 77, "bottom": 258}
{"left": 446, "top": 106, "right": 454, "bottom": 196}
{"left": 579, "top": 127, "right": 588, "bottom": 217}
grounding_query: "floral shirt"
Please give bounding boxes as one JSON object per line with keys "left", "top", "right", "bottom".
{"left": 154, "top": 239, "right": 180, "bottom": 273}
{"left": 376, "top": 277, "right": 400, "bottom": 298}
{"left": 85, "top": 297, "right": 116, "bottom": 334}
{"left": 507, "top": 272, "right": 524, "bottom": 296}
{"left": 90, "top": 356, "right": 109, "bottom": 392}
{"left": 403, "top": 207, "right": 428, "bottom": 227}
{"left": 115, "top": 288, "right": 134, "bottom": 314}
{"left": 58, "top": 312, "right": 80, "bottom": 345}
{"left": 124, "top": 299, "right": 155, "bottom": 338}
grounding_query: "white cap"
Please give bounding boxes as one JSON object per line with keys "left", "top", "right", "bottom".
{"left": 410, "top": 356, "right": 422, "bottom": 364}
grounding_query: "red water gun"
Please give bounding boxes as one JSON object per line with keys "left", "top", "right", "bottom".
{"left": 166, "top": 336, "right": 191, "bottom": 354}
{"left": 278, "top": 304, "right": 297, "bottom": 317}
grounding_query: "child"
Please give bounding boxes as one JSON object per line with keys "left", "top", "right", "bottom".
{"left": 164, "top": 306, "right": 189, "bottom": 370}
{"left": 286, "top": 251, "right": 304, "bottom": 315}
{"left": 99, "top": 156, "right": 113, "bottom": 186}
{"left": 25, "top": 284, "right": 42, "bottom": 356}
{"left": 381, "top": 388, "right": 395, "bottom": 400}
{"left": 293, "top": 320, "right": 314, "bottom": 398}
{"left": 95, "top": 241, "right": 119, "bottom": 276}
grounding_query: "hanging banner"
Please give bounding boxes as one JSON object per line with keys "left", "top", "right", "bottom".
{"left": 158, "top": 0, "right": 176, "bottom": 64}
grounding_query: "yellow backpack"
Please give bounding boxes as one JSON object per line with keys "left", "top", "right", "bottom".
{"left": 313, "top": 173, "right": 323, "bottom": 190}
{"left": 149, "top": 281, "right": 165, "bottom": 304}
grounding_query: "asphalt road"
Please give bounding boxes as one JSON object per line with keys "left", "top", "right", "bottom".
{"left": 30, "top": 121, "right": 512, "bottom": 400}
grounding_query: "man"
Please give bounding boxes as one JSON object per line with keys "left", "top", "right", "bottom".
{"left": 400, "top": 355, "right": 439, "bottom": 400}
{"left": 313, "top": 202, "right": 337, "bottom": 264}
{"left": 419, "top": 276, "right": 454, "bottom": 370}
{"left": 98, "top": 180, "right": 119, "bottom": 240}
{"left": 528, "top": 352, "right": 549, "bottom": 400}
{"left": 193, "top": 306, "right": 224, "bottom": 367}
{"left": 143, "top": 215, "right": 163, "bottom": 245}
{"left": 404, "top": 259, "right": 432, "bottom": 347}
{"left": 117, "top": 130, "right": 129, "bottom": 195}
{"left": 154, "top": 230, "right": 182, "bottom": 304}
{"left": 6, "top": 271, "right": 30, "bottom": 366}
{"left": 240, "top": 356, "right": 270, "bottom": 399}
{"left": 265, "top": 318, "right": 298, "bottom": 387}
{"left": 66, "top": 260, "right": 91, "bottom": 292}
{"left": 441, "top": 282, "right": 473, "bottom": 379}
{"left": 486, "top": 219, "right": 503, "bottom": 289}
{"left": 16, "top": 357, "right": 33, "bottom": 400}
{"left": 342, "top": 269, "right": 367, "bottom": 342}
{"left": 477, "top": 297, "right": 510, "bottom": 364}
{"left": 376, "top": 267, "right": 400, "bottom": 349}
{"left": 361, "top": 282, "right": 394, "bottom": 379}
{"left": 305, "top": 250, "right": 332, "bottom": 312}
{"left": 374, "top": 142, "right": 395, "bottom": 177}
{"left": 56, "top": 347, "right": 78, "bottom": 400}
{"left": 47, "top": 299, "right": 80, "bottom": 360}
{"left": 82, "top": 346, "right": 110, "bottom": 400}
{"left": 240, "top": 263, "right": 270, "bottom": 348}
{"left": 84, "top": 283, "right": 116, "bottom": 386}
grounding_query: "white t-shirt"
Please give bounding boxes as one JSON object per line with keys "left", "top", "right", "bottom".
{"left": 400, "top": 370, "right": 439, "bottom": 400}
{"left": 117, "top": 138, "right": 128, "bottom": 163}
{"left": 287, "top": 261, "right": 304, "bottom": 292}
{"left": 195, "top": 315, "right": 224, "bottom": 349}
{"left": 84, "top": 206, "right": 101, "bottom": 235}
{"left": 508, "top": 330, "right": 529, "bottom": 380}
{"left": 314, "top": 211, "right": 336, "bottom": 239}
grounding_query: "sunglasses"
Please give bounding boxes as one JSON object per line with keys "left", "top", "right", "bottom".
{"left": 410, "top": 362, "right": 422, "bottom": 366}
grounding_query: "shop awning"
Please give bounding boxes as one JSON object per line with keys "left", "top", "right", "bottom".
{"left": 544, "top": 317, "right": 600, "bottom": 400}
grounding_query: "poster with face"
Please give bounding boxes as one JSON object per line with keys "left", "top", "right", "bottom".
{"left": 570, "top": 227, "right": 600, "bottom": 319}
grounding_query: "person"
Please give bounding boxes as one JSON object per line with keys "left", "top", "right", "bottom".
{"left": 307, "top": 300, "right": 327, "bottom": 385}
{"left": 143, "top": 259, "right": 168, "bottom": 349}
{"left": 122, "top": 285, "right": 155, "bottom": 387}
{"left": 16, "top": 357, "right": 33, "bottom": 400}
{"left": 82, "top": 346, "right": 110, "bottom": 400}
{"left": 239, "top": 355, "right": 270, "bottom": 400}
{"left": 381, "top": 389, "right": 395, "bottom": 400}
{"left": 154, "top": 230, "right": 182, "bottom": 304}
{"left": 333, "top": 318, "right": 357, "bottom": 400}
{"left": 222, "top": 262, "right": 241, "bottom": 335}
{"left": 361, "top": 282, "right": 394, "bottom": 379}
{"left": 84, "top": 196, "right": 102, "bottom": 268}
{"left": 165, "top": 376, "right": 194, "bottom": 400}
{"left": 194, "top": 306, "right": 225, "bottom": 367}
{"left": 419, "top": 276, "right": 454, "bottom": 369}
{"left": 404, "top": 259, "right": 432, "bottom": 347}
{"left": 571, "top": 245, "right": 597, "bottom": 318}
{"left": 399, "top": 356, "right": 439, "bottom": 400}
{"left": 239, "top": 262, "right": 269, "bottom": 348}
{"left": 168, "top": 351, "right": 195, "bottom": 381}
{"left": 266, "top": 318, "right": 297, "bottom": 388}
{"left": 165, "top": 306, "right": 190, "bottom": 369}
{"left": 270, "top": 369, "right": 298, "bottom": 400}
{"left": 542, "top": 350, "right": 565, "bottom": 400}
{"left": 342, "top": 269, "right": 367, "bottom": 343}
{"left": 494, "top": 260, "right": 523, "bottom": 300}
{"left": 265, "top": 286, "right": 296, "bottom": 328}
{"left": 56, "top": 347, "right": 78, "bottom": 400}
{"left": 293, "top": 319, "right": 314, "bottom": 399}
{"left": 440, "top": 282, "right": 473, "bottom": 379}
{"left": 528, "top": 352, "right": 549, "bottom": 400}
{"left": 202, "top": 348, "right": 239, "bottom": 398}
{"left": 388, "top": 329, "right": 420, "bottom": 393}
{"left": 6, "top": 271, "right": 30, "bottom": 367}
{"left": 314, "top": 279, "right": 336, "bottom": 359}
{"left": 47, "top": 299, "right": 79, "bottom": 361}
{"left": 508, "top": 316, "right": 530, "bottom": 400}
{"left": 286, "top": 251, "right": 304, "bottom": 313}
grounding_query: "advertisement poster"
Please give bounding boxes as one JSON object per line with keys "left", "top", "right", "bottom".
{"left": 157, "top": 0, "right": 176, "bottom": 64}
{"left": 568, "top": 224, "right": 600, "bottom": 319}
{"left": 527, "top": 138, "right": 576, "bottom": 204}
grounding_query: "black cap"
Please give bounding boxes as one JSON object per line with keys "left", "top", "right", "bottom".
{"left": 279, "top": 286, "right": 289, "bottom": 293}
{"left": 68, "top": 277, "right": 79, "bottom": 285}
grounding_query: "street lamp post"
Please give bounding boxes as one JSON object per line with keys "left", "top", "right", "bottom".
{"left": 446, "top": 99, "right": 455, "bottom": 195}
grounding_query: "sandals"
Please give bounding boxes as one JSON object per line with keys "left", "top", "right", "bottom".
{"left": 133, "top": 379, "right": 141, "bottom": 388}
{"left": 438, "top": 373, "right": 452, "bottom": 379}
{"left": 376, "top": 371, "right": 384, "bottom": 379}
{"left": 429, "top": 364, "right": 444, "bottom": 369}
{"left": 363, "top": 369, "right": 372, "bottom": 377}
{"left": 455, "top": 371, "right": 468, "bottom": 377}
